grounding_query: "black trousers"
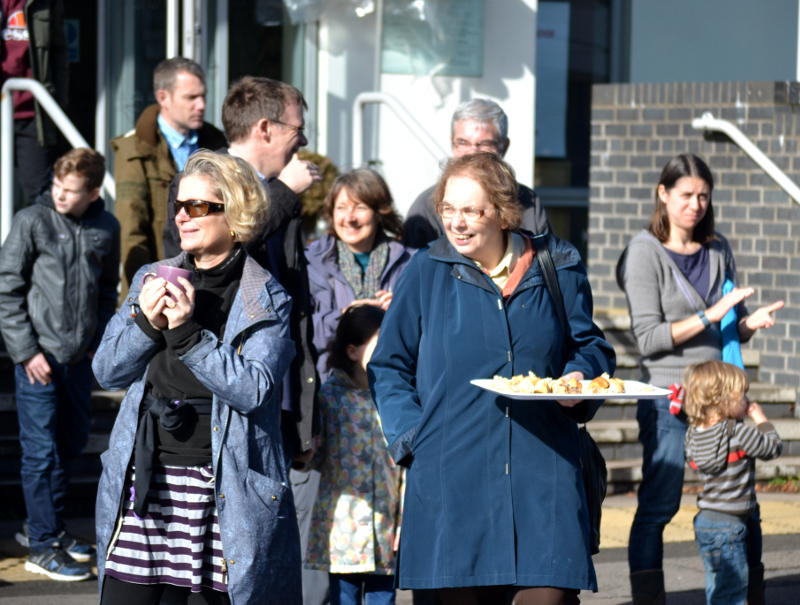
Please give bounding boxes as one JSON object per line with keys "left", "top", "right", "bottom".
{"left": 100, "top": 576, "right": 231, "bottom": 605}
{"left": 13, "top": 117, "right": 57, "bottom": 209}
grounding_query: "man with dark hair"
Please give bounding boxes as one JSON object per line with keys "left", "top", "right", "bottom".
{"left": 0, "top": 148, "right": 119, "bottom": 582}
{"left": 112, "top": 56, "right": 226, "bottom": 299}
{"left": 404, "top": 98, "right": 550, "bottom": 248}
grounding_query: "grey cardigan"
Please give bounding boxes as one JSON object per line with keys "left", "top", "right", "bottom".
{"left": 616, "top": 230, "right": 747, "bottom": 387}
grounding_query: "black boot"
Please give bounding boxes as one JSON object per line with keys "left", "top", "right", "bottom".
{"left": 630, "top": 569, "right": 666, "bottom": 605}
{"left": 747, "top": 562, "right": 765, "bottom": 605}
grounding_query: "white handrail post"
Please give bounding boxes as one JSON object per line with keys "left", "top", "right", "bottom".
{"left": 351, "top": 91, "right": 447, "bottom": 169}
{"left": 183, "top": 0, "right": 197, "bottom": 62}
{"left": 167, "top": 0, "right": 180, "bottom": 57}
{"left": 353, "top": 96, "right": 365, "bottom": 169}
{"left": 692, "top": 112, "right": 800, "bottom": 206}
{"left": 1, "top": 78, "right": 116, "bottom": 243}
{"left": 1, "top": 82, "right": 15, "bottom": 243}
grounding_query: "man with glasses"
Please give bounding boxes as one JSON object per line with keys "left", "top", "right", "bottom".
{"left": 403, "top": 98, "right": 550, "bottom": 248}
{"left": 214, "top": 76, "right": 327, "bottom": 605}
{"left": 112, "top": 57, "right": 226, "bottom": 301}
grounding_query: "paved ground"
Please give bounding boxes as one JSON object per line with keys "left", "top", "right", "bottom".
{"left": 0, "top": 493, "right": 797, "bottom": 604}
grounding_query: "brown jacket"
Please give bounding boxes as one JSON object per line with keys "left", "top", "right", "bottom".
{"left": 111, "top": 104, "right": 226, "bottom": 300}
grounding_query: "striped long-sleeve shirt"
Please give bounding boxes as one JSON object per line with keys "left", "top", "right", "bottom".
{"left": 685, "top": 419, "right": 782, "bottom": 515}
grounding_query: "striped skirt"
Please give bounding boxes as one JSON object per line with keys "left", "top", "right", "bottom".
{"left": 104, "top": 464, "right": 227, "bottom": 593}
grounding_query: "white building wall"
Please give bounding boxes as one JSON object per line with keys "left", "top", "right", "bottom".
{"left": 316, "top": 1, "right": 538, "bottom": 216}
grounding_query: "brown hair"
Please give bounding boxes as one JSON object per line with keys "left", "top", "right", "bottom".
{"left": 182, "top": 150, "right": 268, "bottom": 243}
{"left": 433, "top": 152, "right": 522, "bottom": 231}
{"left": 53, "top": 148, "right": 105, "bottom": 191}
{"left": 222, "top": 76, "right": 307, "bottom": 142}
{"left": 322, "top": 168, "right": 403, "bottom": 240}
{"left": 649, "top": 153, "right": 715, "bottom": 243}
{"left": 684, "top": 360, "right": 749, "bottom": 426}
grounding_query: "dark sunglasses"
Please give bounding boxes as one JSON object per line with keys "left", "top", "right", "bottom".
{"left": 174, "top": 199, "right": 225, "bottom": 218}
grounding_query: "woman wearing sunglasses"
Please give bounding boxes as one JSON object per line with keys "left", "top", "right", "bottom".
{"left": 93, "top": 150, "right": 302, "bottom": 604}
{"left": 369, "top": 152, "right": 615, "bottom": 605}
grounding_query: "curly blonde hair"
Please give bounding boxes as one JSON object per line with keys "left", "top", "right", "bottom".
{"left": 182, "top": 150, "right": 268, "bottom": 243}
{"left": 684, "top": 360, "right": 749, "bottom": 426}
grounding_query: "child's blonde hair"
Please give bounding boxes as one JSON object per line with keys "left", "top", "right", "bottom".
{"left": 684, "top": 360, "right": 749, "bottom": 426}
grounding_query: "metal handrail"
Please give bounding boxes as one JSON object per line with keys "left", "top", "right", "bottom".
{"left": 692, "top": 112, "right": 800, "bottom": 205}
{"left": 352, "top": 91, "right": 448, "bottom": 168}
{"left": 1, "top": 78, "right": 116, "bottom": 243}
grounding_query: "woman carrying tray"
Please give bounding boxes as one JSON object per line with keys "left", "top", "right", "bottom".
{"left": 369, "top": 152, "right": 615, "bottom": 604}
{"left": 616, "top": 153, "right": 783, "bottom": 605}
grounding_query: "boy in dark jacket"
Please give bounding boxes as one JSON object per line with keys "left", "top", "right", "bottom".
{"left": 0, "top": 148, "right": 120, "bottom": 582}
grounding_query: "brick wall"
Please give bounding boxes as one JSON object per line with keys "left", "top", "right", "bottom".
{"left": 588, "top": 81, "right": 800, "bottom": 388}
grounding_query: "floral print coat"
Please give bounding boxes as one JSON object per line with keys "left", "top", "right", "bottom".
{"left": 305, "top": 369, "right": 402, "bottom": 574}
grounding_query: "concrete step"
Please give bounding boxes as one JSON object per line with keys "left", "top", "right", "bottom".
{"left": 0, "top": 389, "right": 124, "bottom": 435}
{"left": 612, "top": 348, "right": 760, "bottom": 370}
{"left": 0, "top": 390, "right": 123, "bottom": 485}
{"left": 604, "top": 456, "right": 800, "bottom": 495}
{"left": 587, "top": 417, "right": 800, "bottom": 463}
{"left": 592, "top": 382, "right": 798, "bottom": 420}
{"left": 0, "top": 475, "right": 99, "bottom": 519}
{"left": 595, "top": 309, "right": 762, "bottom": 366}
{"left": 0, "top": 389, "right": 124, "bottom": 413}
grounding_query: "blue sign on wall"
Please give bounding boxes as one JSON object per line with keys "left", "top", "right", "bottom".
{"left": 65, "top": 19, "right": 79, "bottom": 63}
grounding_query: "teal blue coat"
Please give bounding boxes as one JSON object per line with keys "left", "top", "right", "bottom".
{"left": 368, "top": 235, "right": 615, "bottom": 590}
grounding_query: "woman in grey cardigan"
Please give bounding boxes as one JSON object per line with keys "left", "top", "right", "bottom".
{"left": 616, "top": 154, "right": 783, "bottom": 605}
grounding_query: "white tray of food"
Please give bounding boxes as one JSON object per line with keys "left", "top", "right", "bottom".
{"left": 470, "top": 373, "right": 671, "bottom": 400}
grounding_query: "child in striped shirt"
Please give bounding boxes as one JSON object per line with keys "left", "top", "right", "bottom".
{"left": 684, "top": 360, "right": 782, "bottom": 605}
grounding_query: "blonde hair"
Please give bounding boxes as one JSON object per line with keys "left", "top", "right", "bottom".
{"left": 182, "top": 150, "right": 268, "bottom": 243}
{"left": 684, "top": 360, "right": 749, "bottom": 426}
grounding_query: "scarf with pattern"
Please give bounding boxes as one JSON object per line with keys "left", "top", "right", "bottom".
{"left": 336, "top": 234, "right": 390, "bottom": 300}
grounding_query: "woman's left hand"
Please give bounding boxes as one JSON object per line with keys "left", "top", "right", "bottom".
{"left": 161, "top": 277, "right": 196, "bottom": 329}
{"left": 556, "top": 370, "right": 585, "bottom": 408}
{"left": 374, "top": 289, "right": 393, "bottom": 310}
{"left": 742, "top": 299, "right": 784, "bottom": 332}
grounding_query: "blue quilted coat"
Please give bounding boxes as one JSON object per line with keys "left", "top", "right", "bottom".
{"left": 93, "top": 253, "right": 301, "bottom": 604}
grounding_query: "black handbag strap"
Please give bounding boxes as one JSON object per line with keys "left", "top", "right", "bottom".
{"left": 532, "top": 233, "right": 568, "bottom": 333}
{"left": 534, "top": 234, "right": 602, "bottom": 430}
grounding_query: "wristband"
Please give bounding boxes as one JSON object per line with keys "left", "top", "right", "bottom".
{"left": 697, "top": 310, "right": 711, "bottom": 329}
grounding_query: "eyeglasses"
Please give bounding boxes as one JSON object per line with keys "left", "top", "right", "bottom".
{"left": 272, "top": 119, "right": 306, "bottom": 138}
{"left": 452, "top": 138, "right": 501, "bottom": 153}
{"left": 439, "top": 204, "right": 489, "bottom": 222}
{"left": 174, "top": 199, "right": 225, "bottom": 218}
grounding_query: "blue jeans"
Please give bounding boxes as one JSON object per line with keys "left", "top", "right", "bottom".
{"left": 329, "top": 573, "right": 395, "bottom": 605}
{"left": 694, "top": 507, "right": 762, "bottom": 605}
{"left": 15, "top": 356, "right": 92, "bottom": 551}
{"left": 628, "top": 396, "right": 687, "bottom": 572}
